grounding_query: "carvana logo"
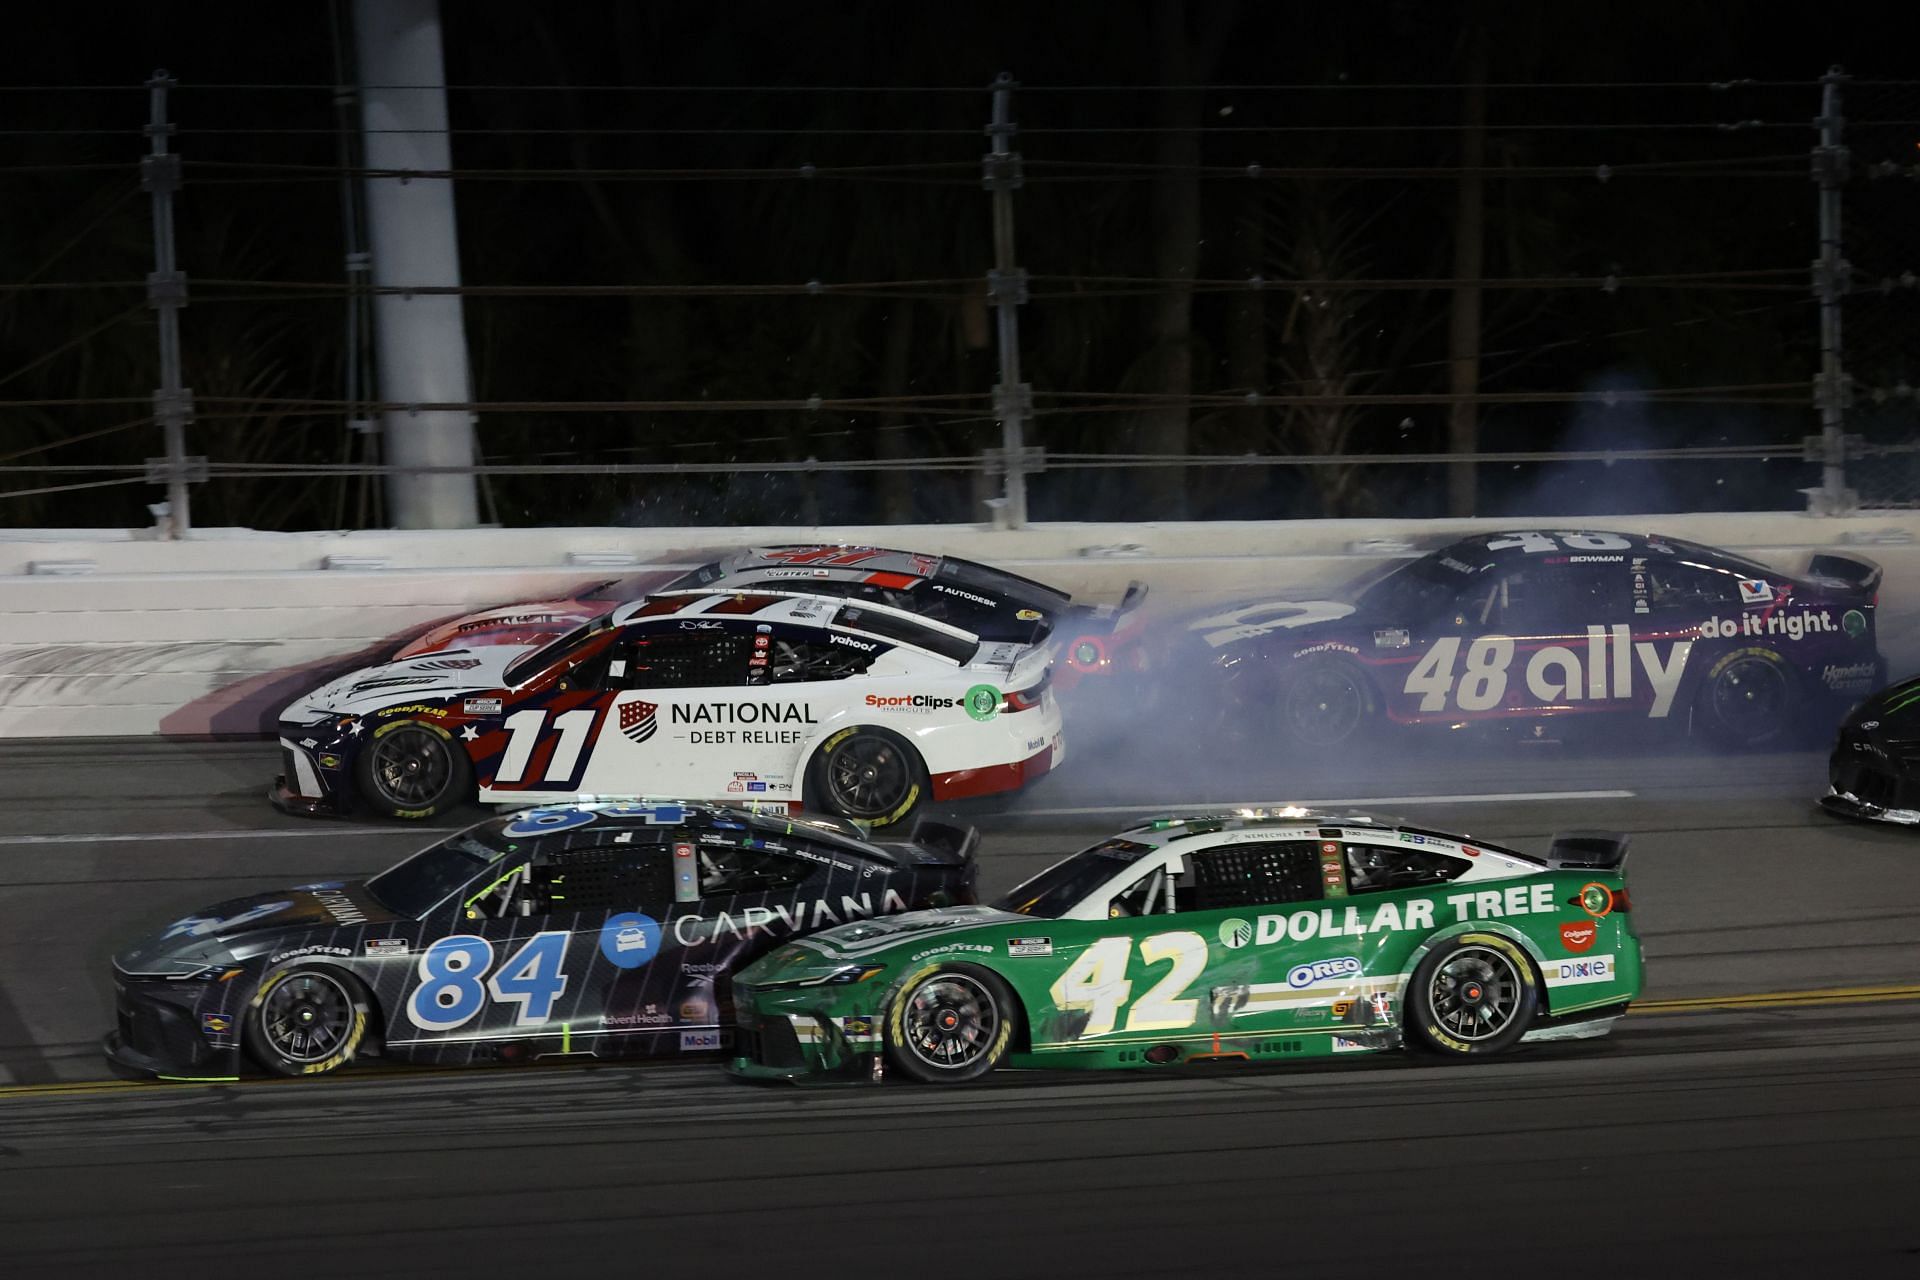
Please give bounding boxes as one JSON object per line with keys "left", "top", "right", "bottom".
{"left": 600, "top": 912, "right": 662, "bottom": 969}
{"left": 1287, "top": 956, "right": 1362, "bottom": 989}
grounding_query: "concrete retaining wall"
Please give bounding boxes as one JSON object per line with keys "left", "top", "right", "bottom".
{"left": 4, "top": 512, "right": 1917, "bottom": 738}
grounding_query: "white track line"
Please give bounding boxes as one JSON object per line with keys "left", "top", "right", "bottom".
{"left": 0, "top": 826, "right": 453, "bottom": 846}
{"left": 1012, "top": 789, "right": 1634, "bottom": 817}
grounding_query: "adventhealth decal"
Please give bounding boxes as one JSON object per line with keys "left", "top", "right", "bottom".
{"left": 600, "top": 912, "right": 662, "bottom": 969}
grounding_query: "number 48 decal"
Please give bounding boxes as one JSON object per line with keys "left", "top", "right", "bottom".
{"left": 1048, "top": 931, "right": 1208, "bottom": 1038}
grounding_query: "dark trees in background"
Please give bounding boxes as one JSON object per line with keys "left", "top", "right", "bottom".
{"left": 0, "top": 0, "right": 1902, "bottom": 529}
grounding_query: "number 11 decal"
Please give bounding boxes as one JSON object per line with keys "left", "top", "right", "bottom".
{"left": 494, "top": 706, "right": 600, "bottom": 786}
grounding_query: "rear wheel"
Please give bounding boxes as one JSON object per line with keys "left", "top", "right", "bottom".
{"left": 1694, "top": 647, "right": 1797, "bottom": 749}
{"left": 246, "top": 966, "right": 373, "bottom": 1077}
{"left": 1406, "top": 935, "right": 1538, "bottom": 1057}
{"left": 356, "top": 719, "right": 473, "bottom": 818}
{"left": 810, "top": 726, "right": 928, "bottom": 826}
{"left": 1279, "top": 656, "right": 1374, "bottom": 750}
{"left": 885, "top": 965, "right": 1018, "bottom": 1084}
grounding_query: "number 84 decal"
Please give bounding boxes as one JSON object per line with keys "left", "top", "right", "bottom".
{"left": 406, "top": 932, "right": 571, "bottom": 1030}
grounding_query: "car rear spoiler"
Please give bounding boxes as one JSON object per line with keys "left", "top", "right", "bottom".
{"left": 1545, "top": 830, "right": 1631, "bottom": 873}
{"left": 1804, "top": 552, "right": 1882, "bottom": 599}
{"left": 900, "top": 817, "right": 980, "bottom": 868}
{"left": 1058, "top": 580, "right": 1150, "bottom": 648}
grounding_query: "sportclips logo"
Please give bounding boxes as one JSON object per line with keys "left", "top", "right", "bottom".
{"left": 865, "top": 693, "right": 959, "bottom": 712}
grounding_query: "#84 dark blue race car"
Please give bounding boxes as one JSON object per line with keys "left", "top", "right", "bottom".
{"left": 1151, "top": 529, "right": 1883, "bottom": 750}
{"left": 105, "top": 801, "right": 977, "bottom": 1080}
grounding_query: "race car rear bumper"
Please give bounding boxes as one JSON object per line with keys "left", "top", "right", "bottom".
{"left": 931, "top": 737, "right": 1061, "bottom": 802}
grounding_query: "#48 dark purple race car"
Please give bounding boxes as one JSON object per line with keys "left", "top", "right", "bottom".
{"left": 1158, "top": 530, "right": 1883, "bottom": 750}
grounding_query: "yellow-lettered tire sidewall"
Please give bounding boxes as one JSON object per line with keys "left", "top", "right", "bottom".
{"left": 1407, "top": 932, "right": 1539, "bottom": 1058}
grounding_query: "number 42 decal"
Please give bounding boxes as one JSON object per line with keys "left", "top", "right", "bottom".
{"left": 1048, "top": 931, "right": 1208, "bottom": 1038}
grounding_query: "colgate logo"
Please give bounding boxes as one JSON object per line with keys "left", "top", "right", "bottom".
{"left": 1560, "top": 921, "right": 1598, "bottom": 953}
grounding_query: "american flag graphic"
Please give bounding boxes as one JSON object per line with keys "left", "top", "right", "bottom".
{"left": 619, "top": 700, "right": 658, "bottom": 744}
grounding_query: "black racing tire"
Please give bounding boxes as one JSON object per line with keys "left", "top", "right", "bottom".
{"left": 355, "top": 718, "right": 474, "bottom": 819}
{"left": 1276, "top": 655, "right": 1376, "bottom": 751}
{"left": 1406, "top": 933, "right": 1539, "bottom": 1058}
{"left": 1693, "top": 646, "right": 1798, "bottom": 750}
{"left": 808, "top": 725, "right": 929, "bottom": 826}
{"left": 245, "top": 965, "right": 374, "bottom": 1077}
{"left": 885, "top": 964, "right": 1019, "bottom": 1084}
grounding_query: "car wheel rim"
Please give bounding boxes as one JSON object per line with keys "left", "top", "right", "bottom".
{"left": 828, "top": 735, "right": 909, "bottom": 817}
{"left": 261, "top": 972, "right": 354, "bottom": 1064}
{"left": 1711, "top": 658, "right": 1786, "bottom": 733}
{"left": 1429, "top": 947, "right": 1521, "bottom": 1042}
{"left": 369, "top": 727, "right": 451, "bottom": 806}
{"left": 1284, "top": 669, "right": 1364, "bottom": 745}
{"left": 903, "top": 974, "right": 998, "bottom": 1071}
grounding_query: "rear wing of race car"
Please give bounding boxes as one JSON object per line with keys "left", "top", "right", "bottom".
{"left": 901, "top": 817, "right": 980, "bottom": 866}
{"left": 1545, "top": 831, "right": 1631, "bottom": 873}
{"left": 1804, "top": 551, "right": 1883, "bottom": 600}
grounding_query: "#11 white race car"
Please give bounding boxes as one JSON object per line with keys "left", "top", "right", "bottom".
{"left": 275, "top": 588, "right": 1065, "bottom": 826}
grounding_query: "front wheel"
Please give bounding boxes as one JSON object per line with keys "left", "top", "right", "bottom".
{"left": 1406, "top": 934, "right": 1538, "bottom": 1057}
{"left": 809, "top": 726, "right": 928, "bottom": 826}
{"left": 885, "top": 965, "right": 1018, "bottom": 1084}
{"left": 246, "top": 965, "right": 373, "bottom": 1077}
{"left": 355, "top": 719, "right": 473, "bottom": 818}
{"left": 1693, "top": 647, "right": 1797, "bottom": 749}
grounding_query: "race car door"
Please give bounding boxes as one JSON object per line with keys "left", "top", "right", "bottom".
{"left": 573, "top": 620, "right": 759, "bottom": 799}
{"left": 385, "top": 827, "right": 699, "bottom": 1060}
{"left": 1026, "top": 839, "right": 1332, "bottom": 1054}
{"left": 1397, "top": 538, "right": 1635, "bottom": 723}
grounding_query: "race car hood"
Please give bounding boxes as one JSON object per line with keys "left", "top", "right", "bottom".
{"left": 1180, "top": 599, "right": 1359, "bottom": 649}
{"left": 741, "top": 904, "right": 1029, "bottom": 973}
{"left": 114, "top": 882, "right": 397, "bottom": 976}
{"left": 282, "top": 645, "right": 532, "bottom": 720}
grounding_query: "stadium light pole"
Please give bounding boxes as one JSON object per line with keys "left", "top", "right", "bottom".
{"left": 353, "top": 0, "right": 480, "bottom": 529}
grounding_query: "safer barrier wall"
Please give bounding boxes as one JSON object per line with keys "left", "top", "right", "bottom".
{"left": 5, "top": 513, "right": 1920, "bottom": 738}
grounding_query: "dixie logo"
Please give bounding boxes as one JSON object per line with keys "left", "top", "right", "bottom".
{"left": 1287, "top": 956, "right": 1362, "bottom": 989}
{"left": 1560, "top": 920, "right": 1598, "bottom": 953}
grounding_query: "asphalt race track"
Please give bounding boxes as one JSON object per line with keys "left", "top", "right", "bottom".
{"left": 4, "top": 737, "right": 1920, "bottom": 1274}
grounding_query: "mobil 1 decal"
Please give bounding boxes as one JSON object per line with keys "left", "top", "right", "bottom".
{"left": 1402, "top": 626, "right": 1692, "bottom": 718}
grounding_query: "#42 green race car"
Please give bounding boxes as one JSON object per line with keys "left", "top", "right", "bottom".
{"left": 730, "top": 809, "right": 1642, "bottom": 1083}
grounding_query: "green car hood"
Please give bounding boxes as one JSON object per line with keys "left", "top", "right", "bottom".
{"left": 741, "top": 904, "right": 1030, "bottom": 978}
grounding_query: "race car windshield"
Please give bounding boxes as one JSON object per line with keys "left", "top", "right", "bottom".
{"left": 504, "top": 615, "right": 610, "bottom": 685}
{"left": 364, "top": 832, "right": 513, "bottom": 918}
{"left": 993, "top": 838, "right": 1154, "bottom": 918}
{"left": 1355, "top": 556, "right": 1471, "bottom": 620}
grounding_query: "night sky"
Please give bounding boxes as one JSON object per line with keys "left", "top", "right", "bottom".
{"left": 2, "top": 1, "right": 1917, "bottom": 529}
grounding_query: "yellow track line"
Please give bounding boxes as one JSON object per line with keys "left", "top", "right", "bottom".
{"left": 1632, "top": 983, "right": 1920, "bottom": 1014}
{"left": 5, "top": 983, "right": 1919, "bottom": 1099}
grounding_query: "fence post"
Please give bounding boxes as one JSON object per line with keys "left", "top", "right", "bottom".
{"left": 142, "top": 70, "right": 200, "bottom": 538}
{"left": 1810, "top": 65, "right": 1857, "bottom": 515}
{"left": 983, "top": 72, "right": 1032, "bottom": 527}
